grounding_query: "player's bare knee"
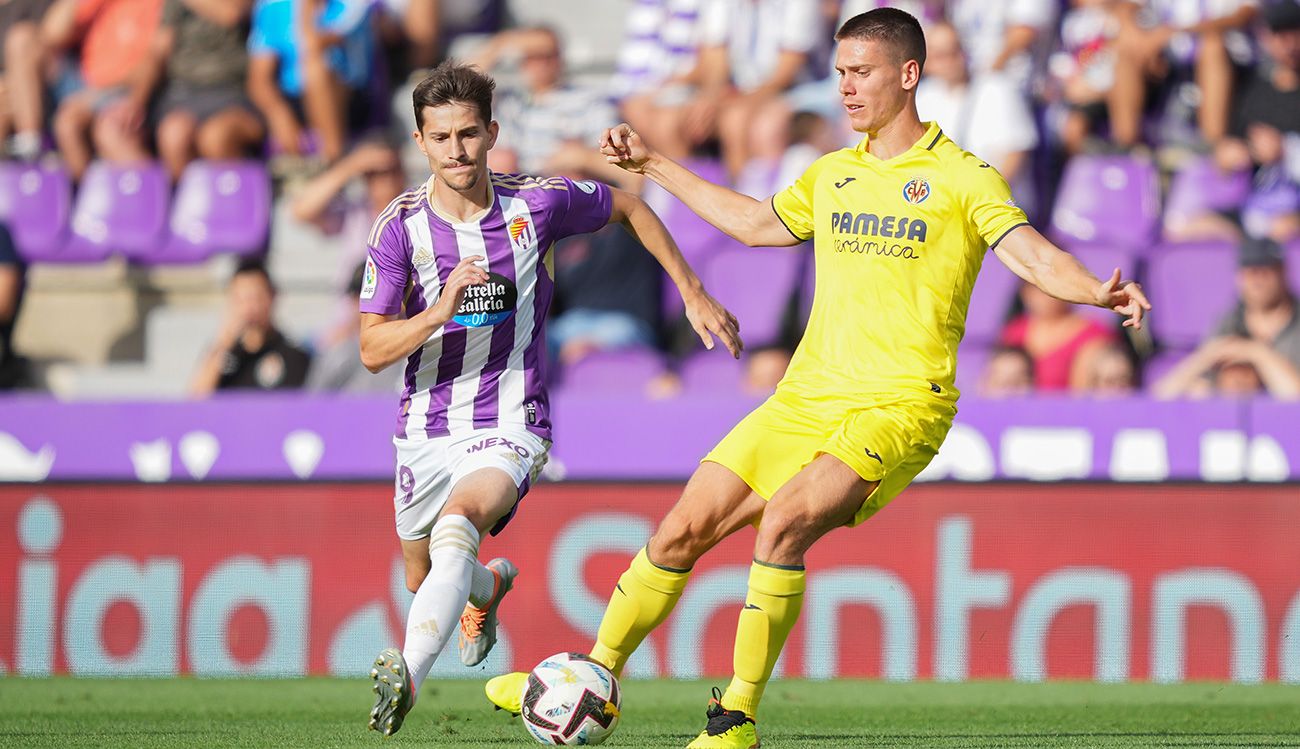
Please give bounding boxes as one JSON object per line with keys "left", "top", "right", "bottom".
{"left": 754, "top": 504, "right": 819, "bottom": 563}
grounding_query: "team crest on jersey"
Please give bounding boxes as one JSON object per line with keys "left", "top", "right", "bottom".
{"left": 902, "top": 177, "right": 931, "bottom": 205}
{"left": 508, "top": 215, "right": 536, "bottom": 251}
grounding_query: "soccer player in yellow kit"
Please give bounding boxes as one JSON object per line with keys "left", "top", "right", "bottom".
{"left": 488, "top": 9, "right": 1151, "bottom": 747}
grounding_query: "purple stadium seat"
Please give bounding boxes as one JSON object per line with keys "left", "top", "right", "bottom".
{"left": 649, "top": 159, "right": 737, "bottom": 319}
{"left": 560, "top": 347, "right": 666, "bottom": 393}
{"left": 1142, "top": 350, "right": 1191, "bottom": 392}
{"left": 965, "top": 255, "right": 1020, "bottom": 345}
{"left": 159, "top": 161, "right": 271, "bottom": 262}
{"left": 0, "top": 162, "right": 72, "bottom": 261}
{"left": 679, "top": 350, "right": 744, "bottom": 392}
{"left": 1163, "top": 157, "right": 1249, "bottom": 238}
{"left": 1065, "top": 245, "right": 1137, "bottom": 326}
{"left": 704, "top": 246, "right": 803, "bottom": 348}
{"left": 955, "top": 343, "right": 991, "bottom": 395}
{"left": 1049, "top": 155, "right": 1160, "bottom": 250}
{"left": 1146, "top": 242, "right": 1238, "bottom": 348}
{"left": 67, "top": 161, "right": 169, "bottom": 261}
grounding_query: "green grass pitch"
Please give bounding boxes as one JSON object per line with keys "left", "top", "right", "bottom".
{"left": 2, "top": 678, "right": 1299, "bottom": 748}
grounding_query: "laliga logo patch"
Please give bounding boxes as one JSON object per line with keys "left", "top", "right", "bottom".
{"left": 508, "top": 215, "right": 536, "bottom": 252}
{"left": 454, "top": 271, "right": 518, "bottom": 327}
{"left": 360, "top": 255, "right": 378, "bottom": 299}
{"left": 902, "top": 177, "right": 931, "bottom": 205}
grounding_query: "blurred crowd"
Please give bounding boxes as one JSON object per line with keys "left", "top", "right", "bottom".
{"left": 1, "top": 0, "right": 1299, "bottom": 402}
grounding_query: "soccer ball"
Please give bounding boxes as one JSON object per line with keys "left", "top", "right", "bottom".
{"left": 519, "top": 652, "right": 622, "bottom": 745}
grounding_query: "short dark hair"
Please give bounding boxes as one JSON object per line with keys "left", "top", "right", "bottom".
{"left": 412, "top": 60, "right": 496, "bottom": 130}
{"left": 836, "top": 8, "right": 927, "bottom": 74}
{"left": 233, "top": 258, "right": 275, "bottom": 294}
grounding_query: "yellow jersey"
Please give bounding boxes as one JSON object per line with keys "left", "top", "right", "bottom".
{"left": 772, "top": 121, "right": 1028, "bottom": 402}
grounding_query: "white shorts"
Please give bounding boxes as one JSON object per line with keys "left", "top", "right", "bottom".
{"left": 392, "top": 428, "right": 550, "bottom": 541}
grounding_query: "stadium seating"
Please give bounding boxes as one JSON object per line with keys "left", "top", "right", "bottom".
{"left": 964, "top": 254, "right": 1020, "bottom": 345}
{"left": 955, "top": 343, "right": 991, "bottom": 394}
{"left": 1145, "top": 241, "right": 1238, "bottom": 349}
{"left": 558, "top": 347, "right": 666, "bottom": 393}
{"left": 160, "top": 161, "right": 271, "bottom": 262}
{"left": 69, "top": 162, "right": 169, "bottom": 261}
{"left": 678, "top": 350, "right": 744, "bottom": 392}
{"left": 1049, "top": 155, "right": 1161, "bottom": 251}
{"left": 703, "top": 245, "right": 803, "bottom": 348}
{"left": 1142, "top": 349, "right": 1188, "bottom": 392}
{"left": 1162, "top": 156, "right": 1250, "bottom": 238}
{"left": 1065, "top": 245, "right": 1139, "bottom": 326}
{"left": 0, "top": 162, "right": 73, "bottom": 261}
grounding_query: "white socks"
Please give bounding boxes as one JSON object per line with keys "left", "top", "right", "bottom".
{"left": 402, "top": 515, "right": 480, "bottom": 698}
{"left": 468, "top": 562, "right": 497, "bottom": 608}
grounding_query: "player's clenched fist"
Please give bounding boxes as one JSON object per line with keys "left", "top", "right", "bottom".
{"left": 599, "top": 123, "right": 652, "bottom": 173}
{"left": 430, "top": 255, "right": 490, "bottom": 325}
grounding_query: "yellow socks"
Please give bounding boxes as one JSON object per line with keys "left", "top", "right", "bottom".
{"left": 590, "top": 547, "right": 690, "bottom": 677}
{"left": 722, "top": 560, "right": 806, "bottom": 718}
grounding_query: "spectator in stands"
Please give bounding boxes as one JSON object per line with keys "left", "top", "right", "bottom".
{"left": 1153, "top": 336, "right": 1300, "bottom": 398}
{"left": 615, "top": 0, "right": 702, "bottom": 100}
{"left": 550, "top": 223, "right": 662, "bottom": 367}
{"left": 1078, "top": 342, "right": 1137, "bottom": 395}
{"left": 376, "top": 0, "right": 508, "bottom": 75}
{"left": 307, "top": 262, "right": 401, "bottom": 393}
{"left": 0, "top": 0, "right": 52, "bottom": 160}
{"left": 289, "top": 136, "right": 405, "bottom": 284}
{"left": 247, "top": 0, "right": 377, "bottom": 167}
{"left": 647, "top": 0, "right": 827, "bottom": 176}
{"left": 1214, "top": 237, "right": 1300, "bottom": 366}
{"left": 1000, "top": 282, "right": 1117, "bottom": 391}
{"left": 45, "top": 0, "right": 165, "bottom": 179}
{"left": 735, "top": 110, "right": 836, "bottom": 199}
{"left": 1046, "top": 0, "right": 1122, "bottom": 154}
{"left": 1107, "top": 0, "right": 1257, "bottom": 149}
{"left": 97, "top": 0, "right": 264, "bottom": 180}
{"left": 190, "top": 259, "right": 311, "bottom": 396}
{"left": 1156, "top": 236, "right": 1300, "bottom": 399}
{"left": 741, "top": 345, "right": 792, "bottom": 394}
{"left": 0, "top": 223, "right": 28, "bottom": 389}
{"left": 916, "top": 21, "right": 1039, "bottom": 200}
{"left": 948, "top": 0, "right": 1057, "bottom": 94}
{"left": 978, "top": 345, "right": 1035, "bottom": 397}
{"left": 1217, "top": 0, "right": 1300, "bottom": 243}
{"left": 472, "top": 26, "right": 619, "bottom": 177}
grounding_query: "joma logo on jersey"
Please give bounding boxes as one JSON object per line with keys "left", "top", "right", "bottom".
{"left": 902, "top": 178, "right": 931, "bottom": 204}
{"left": 830, "top": 212, "right": 928, "bottom": 242}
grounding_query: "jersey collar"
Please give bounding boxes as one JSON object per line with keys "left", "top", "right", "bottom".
{"left": 423, "top": 173, "right": 501, "bottom": 227}
{"left": 854, "top": 121, "right": 943, "bottom": 163}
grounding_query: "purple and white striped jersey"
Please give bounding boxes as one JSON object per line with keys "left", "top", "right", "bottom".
{"left": 360, "top": 173, "right": 612, "bottom": 441}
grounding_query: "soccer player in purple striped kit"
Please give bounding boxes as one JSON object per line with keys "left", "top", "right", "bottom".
{"left": 361, "top": 61, "right": 742, "bottom": 736}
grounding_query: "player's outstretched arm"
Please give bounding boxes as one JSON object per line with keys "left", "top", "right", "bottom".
{"left": 600, "top": 123, "right": 800, "bottom": 249}
{"left": 359, "top": 256, "right": 489, "bottom": 372}
{"left": 993, "top": 225, "right": 1152, "bottom": 329}
{"left": 608, "top": 188, "right": 743, "bottom": 358}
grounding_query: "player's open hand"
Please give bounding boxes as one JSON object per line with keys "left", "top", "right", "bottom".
{"left": 684, "top": 290, "right": 743, "bottom": 359}
{"left": 599, "top": 123, "right": 652, "bottom": 174}
{"left": 1096, "top": 268, "right": 1151, "bottom": 329}
{"left": 431, "top": 255, "right": 490, "bottom": 325}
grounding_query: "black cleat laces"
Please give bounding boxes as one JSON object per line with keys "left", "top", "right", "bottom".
{"left": 703, "top": 687, "right": 754, "bottom": 736}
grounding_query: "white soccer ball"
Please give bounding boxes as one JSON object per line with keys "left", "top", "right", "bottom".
{"left": 519, "top": 652, "right": 622, "bottom": 745}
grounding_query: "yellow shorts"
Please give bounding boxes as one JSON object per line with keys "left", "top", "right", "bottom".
{"left": 703, "top": 388, "right": 956, "bottom": 526}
